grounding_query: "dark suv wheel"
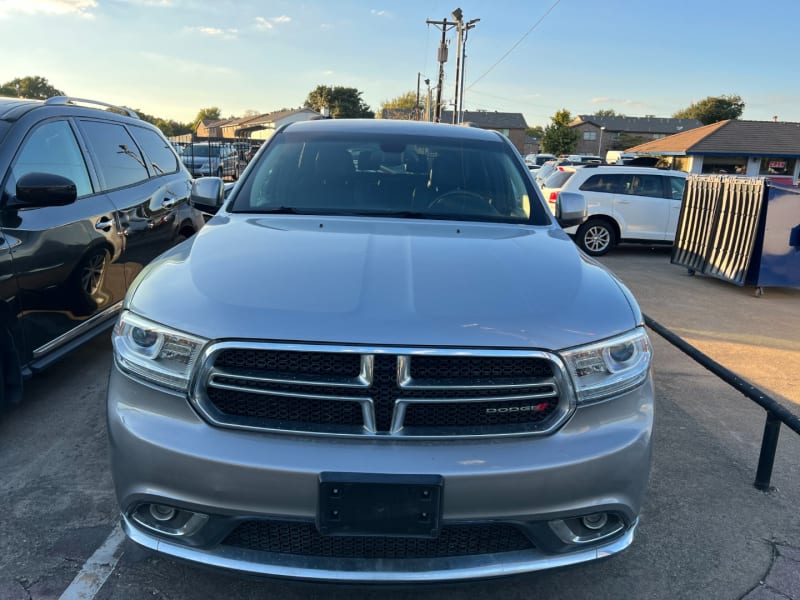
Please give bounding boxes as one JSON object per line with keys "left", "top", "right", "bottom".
{"left": 576, "top": 218, "right": 616, "bottom": 256}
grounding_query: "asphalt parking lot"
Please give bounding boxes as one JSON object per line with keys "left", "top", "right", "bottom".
{"left": 1, "top": 244, "right": 798, "bottom": 600}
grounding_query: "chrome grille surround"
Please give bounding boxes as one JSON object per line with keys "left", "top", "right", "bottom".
{"left": 190, "top": 343, "right": 576, "bottom": 439}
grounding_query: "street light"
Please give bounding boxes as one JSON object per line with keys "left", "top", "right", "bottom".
{"left": 598, "top": 126, "right": 606, "bottom": 157}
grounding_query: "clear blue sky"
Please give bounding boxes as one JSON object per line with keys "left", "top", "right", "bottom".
{"left": 2, "top": 0, "right": 799, "bottom": 127}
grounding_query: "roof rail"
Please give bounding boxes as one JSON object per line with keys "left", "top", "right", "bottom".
{"left": 44, "top": 96, "right": 139, "bottom": 119}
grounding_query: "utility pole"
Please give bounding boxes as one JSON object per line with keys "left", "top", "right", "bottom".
{"left": 415, "top": 72, "right": 421, "bottom": 121}
{"left": 424, "top": 78, "right": 431, "bottom": 122}
{"left": 426, "top": 16, "right": 459, "bottom": 123}
{"left": 457, "top": 17, "right": 479, "bottom": 124}
{"left": 451, "top": 9, "right": 463, "bottom": 124}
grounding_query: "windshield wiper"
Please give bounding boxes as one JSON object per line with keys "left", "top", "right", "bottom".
{"left": 372, "top": 211, "right": 427, "bottom": 219}
{"left": 253, "top": 206, "right": 303, "bottom": 214}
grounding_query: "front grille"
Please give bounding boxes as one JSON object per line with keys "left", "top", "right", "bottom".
{"left": 196, "top": 345, "right": 566, "bottom": 437}
{"left": 222, "top": 520, "right": 533, "bottom": 559}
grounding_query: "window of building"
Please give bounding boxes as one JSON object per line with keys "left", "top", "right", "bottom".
{"left": 701, "top": 156, "right": 746, "bottom": 175}
{"left": 759, "top": 157, "right": 796, "bottom": 176}
{"left": 583, "top": 131, "right": 597, "bottom": 141}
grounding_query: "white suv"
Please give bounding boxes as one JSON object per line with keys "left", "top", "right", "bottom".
{"left": 541, "top": 165, "right": 687, "bottom": 255}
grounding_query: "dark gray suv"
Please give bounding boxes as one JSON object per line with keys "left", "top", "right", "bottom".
{"left": 0, "top": 96, "right": 204, "bottom": 409}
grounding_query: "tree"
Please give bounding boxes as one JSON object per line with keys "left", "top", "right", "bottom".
{"left": 594, "top": 108, "right": 623, "bottom": 117}
{"left": 304, "top": 85, "right": 374, "bottom": 119}
{"left": 673, "top": 94, "right": 744, "bottom": 125}
{"left": 610, "top": 133, "right": 649, "bottom": 151}
{"left": 191, "top": 107, "right": 222, "bottom": 132}
{"left": 0, "top": 76, "right": 64, "bottom": 99}
{"left": 541, "top": 109, "right": 578, "bottom": 155}
{"left": 379, "top": 90, "right": 418, "bottom": 113}
{"left": 526, "top": 125, "right": 545, "bottom": 139}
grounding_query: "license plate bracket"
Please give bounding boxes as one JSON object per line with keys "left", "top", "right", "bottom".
{"left": 317, "top": 472, "right": 443, "bottom": 538}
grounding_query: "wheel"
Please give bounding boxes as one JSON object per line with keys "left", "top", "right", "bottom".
{"left": 68, "top": 248, "right": 109, "bottom": 314}
{"left": 576, "top": 219, "right": 616, "bottom": 256}
{"left": 79, "top": 249, "right": 109, "bottom": 297}
{"left": 427, "top": 190, "right": 498, "bottom": 216}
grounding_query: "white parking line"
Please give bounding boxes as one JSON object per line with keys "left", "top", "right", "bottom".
{"left": 58, "top": 523, "right": 126, "bottom": 600}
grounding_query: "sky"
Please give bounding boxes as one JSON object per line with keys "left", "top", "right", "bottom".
{"left": 2, "top": 0, "right": 800, "bottom": 128}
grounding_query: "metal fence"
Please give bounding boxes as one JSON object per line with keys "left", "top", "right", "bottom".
{"left": 644, "top": 314, "right": 800, "bottom": 491}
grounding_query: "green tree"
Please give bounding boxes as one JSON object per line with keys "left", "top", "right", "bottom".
{"left": 594, "top": 108, "right": 623, "bottom": 117}
{"left": 610, "top": 133, "right": 649, "bottom": 151}
{"left": 673, "top": 94, "right": 744, "bottom": 125}
{"left": 304, "top": 85, "right": 374, "bottom": 119}
{"left": 379, "top": 90, "right": 418, "bottom": 113}
{"left": 191, "top": 107, "right": 222, "bottom": 132}
{"left": 541, "top": 109, "right": 578, "bottom": 155}
{"left": 525, "top": 125, "right": 545, "bottom": 139}
{"left": 0, "top": 75, "right": 64, "bottom": 99}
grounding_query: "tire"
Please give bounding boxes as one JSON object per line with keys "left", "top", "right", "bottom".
{"left": 79, "top": 249, "right": 109, "bottom": 298}
{"left": 69, "top": 248, "right": 109, "bottom": 314}
{"left": 576, "top": 219, "right": 616, "bottom": 256}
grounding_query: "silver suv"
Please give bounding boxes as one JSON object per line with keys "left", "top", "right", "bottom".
{"left": 108, "top": 119, "right": 654, "bottom": 583}
{"left": 541, "top": 165, "right": 687, "bottom": 255}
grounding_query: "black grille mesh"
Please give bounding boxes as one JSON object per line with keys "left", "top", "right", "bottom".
{"left": 222, "top": 520, "right": 533, "bottom": 558}
{"left": 404, "top": 397, "right": 559, "bottom": 428}
{"left": 205, "top": 351, "right": 559, "bottom": 433}
{"left": 215, "top": 349, "right": 361, "bottom": 378}
{"left": 410, "top": 355, "right": 553, "bottom": 379}
{"left": 208, "top": 387, "right": 362, "bottom": 426}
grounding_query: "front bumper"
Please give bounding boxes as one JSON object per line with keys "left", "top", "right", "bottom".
{"left": 108, "top": 366, "right": 654, "bottom": 582}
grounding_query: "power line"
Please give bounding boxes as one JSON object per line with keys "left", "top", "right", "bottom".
{"left": 467, "top": 0, "right": 562, "bottom": 90}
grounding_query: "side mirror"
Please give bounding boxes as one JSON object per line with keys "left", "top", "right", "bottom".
{"left": 555, "top": 191, "right": 587, "bottom": 228}
{"left": 190, "top": 177, "right": 225, "bottom": 215}
{"left": 16, "top": 172, "right": 77, "bottom": 207}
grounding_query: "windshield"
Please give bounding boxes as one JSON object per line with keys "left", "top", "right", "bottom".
{"left": 231, "top": 131, "right": 550, "bottom": 225}
{"left": 185, "top": 145, "right": 219, "bottom": 157}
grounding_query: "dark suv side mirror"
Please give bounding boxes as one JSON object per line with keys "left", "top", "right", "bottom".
{"left": 190, "top": 176, "right": 225, "bottom": 215}
{"left": 555, "top": 191, "right": 588, "bottom": 228}
{"left": 16, "top": 172, "right": 77, "bottom": 207}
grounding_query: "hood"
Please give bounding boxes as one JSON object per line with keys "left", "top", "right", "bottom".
{"left": 128, "top": 215, "right": 639, "bottom": 351}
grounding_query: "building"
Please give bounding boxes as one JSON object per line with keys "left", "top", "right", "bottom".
{"left": 625, "top": 119, "right": 800, "bottom": 185}
{"left": 569, "top": 115, "right": 703, "bottom": 158}
{"left": 195, "top": 108, "right": 322, "bottom": 141}
{"left": 440, "top": 110, "right": 529, "bottom": 153}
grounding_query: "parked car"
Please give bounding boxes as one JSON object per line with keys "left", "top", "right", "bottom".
{"left": 180, "top": 142, "right": 238, "bottom": 179}
{"left": 108, "top": 118, "right": 653, "bottom": 583}
{"left": 533, "top": 159, "right": 559, "bottom": 187}
{"left": 541, "top": 164, "right": 688, "bottom": 255}
{"left": 0, "top": 96, "right": 204, "bottom": 410}
{"left": 524, "top": 153, "right": 556, "bottom": 168}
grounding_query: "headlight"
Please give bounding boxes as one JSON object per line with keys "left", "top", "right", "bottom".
{"left": 113, "top": 311, "right": 208, "bottom": 392}
{"left": 560, "top": 327, "right": 651, "bottom": 404}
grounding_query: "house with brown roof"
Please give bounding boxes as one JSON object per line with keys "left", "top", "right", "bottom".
{"left": 626, "top": 119, "right": 800, "bottom": 185}
{"left": 196, "top": 108, "right": 322, "bottom": 140}
{"left": 569, "top": 115, "right": 703, "bottom": 158}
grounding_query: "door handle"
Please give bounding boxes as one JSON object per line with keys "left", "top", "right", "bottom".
{"left": 95, "top": 217, "right": 114, "bottom": 232}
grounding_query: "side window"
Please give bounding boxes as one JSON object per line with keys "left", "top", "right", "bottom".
{"left": 9, "top": 120, "right": 93, "bottom": 198}
{"left": 669, "top": 176, "right": 686, "bottom": 201}
{"left": 629, "top": 174, "right": 665, "bottom": 198}
{"left": 128, "top": 126, "right": 178, "bottom": 176}
{"left": 580, "top": 174, "right": 615, "bottom": 193}
{"left": 587, "top": 173, "right": 631, "bottom": 194}
{"left": 79, "top": 120, "right": 149, "bottom": 190}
